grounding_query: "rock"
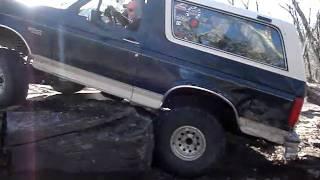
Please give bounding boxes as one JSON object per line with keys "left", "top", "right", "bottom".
{"left": 307, "top": 86, "right": 320, "bottom": 105}
{"left": 307, "top": 169, "right": 320, "bottom": 179}
{"left": 3, "top": 95, "right": 154, "bottom": 174}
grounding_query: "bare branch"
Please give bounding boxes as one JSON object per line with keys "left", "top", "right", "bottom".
{"left": 292, "top": 0, "right": 317, "bottom": 45}
{"left": 280, "top": 3, "right": 305, "bottom": 42}
{"left": 241, "top": 0, "right": 249, "bottom": 9}
{"left": 281, "top": 0, "right": 320, "bottom": 82}
{"left": 227, "top": 0, "right": 235, "bottom": 6}
{"left": 291, "top": 0, "right": 320, "bottom": 63}
{"left": 308, "top": 8, "right": 311, "bottom": 26}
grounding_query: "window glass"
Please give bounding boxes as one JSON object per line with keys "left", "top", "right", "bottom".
{"left": 79, "top": 0, "right": 129, "bottom": 16}
{"left": 79, "top": 0, "right": 143, "bottom": 31}
{"left": 172, "top": 0, "right": 287, "bottom": 69}
{"left": 16, "top": 0, "right": 77, "bottom": 9}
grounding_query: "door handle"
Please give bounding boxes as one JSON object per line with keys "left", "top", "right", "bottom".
{"left": 123, "top": 38, "right": 140, "bottom": 45}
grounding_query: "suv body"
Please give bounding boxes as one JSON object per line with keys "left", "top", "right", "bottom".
{"left": 0, "top": 0, "right": 306, "bottom": 176}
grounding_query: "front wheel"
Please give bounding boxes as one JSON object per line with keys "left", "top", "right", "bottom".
{"left": 0, "top": 49, "right": 29, "bottom": 108}
{"left": 154, "top": 107, "right": 226, "bottom": 177}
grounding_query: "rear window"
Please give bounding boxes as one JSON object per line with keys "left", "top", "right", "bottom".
{"left": 172, "top": 0, "right": 287, "bottom": 70}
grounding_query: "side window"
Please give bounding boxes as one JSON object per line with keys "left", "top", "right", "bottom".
{"left": 16, "top": 0, "right": 78, "bottom": 9}
{"left": 172, "top": 0, "right": 287, "bottom": 69}
{"left": 78, "top": 0, "right": 143, "bottom": 31}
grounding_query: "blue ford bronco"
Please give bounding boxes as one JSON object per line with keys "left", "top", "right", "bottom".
{"left": 0, "top": 0, "right": 306, "bottom": 177}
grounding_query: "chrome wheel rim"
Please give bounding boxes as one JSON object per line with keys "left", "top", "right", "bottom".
{"left": 170, "top": 126, "right": 206, "bottom": 161}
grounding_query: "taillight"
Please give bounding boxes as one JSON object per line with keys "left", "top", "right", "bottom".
{"left": 288, "top": 97, "right": 304, "bottom": 128}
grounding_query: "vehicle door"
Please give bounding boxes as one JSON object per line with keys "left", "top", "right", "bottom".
{"left": 52, "top": 0, "right": 142, "bottom": 99}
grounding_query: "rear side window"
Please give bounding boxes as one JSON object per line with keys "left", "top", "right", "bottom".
{"left": 172, "top": 0, "right": 287, "bottom": 70}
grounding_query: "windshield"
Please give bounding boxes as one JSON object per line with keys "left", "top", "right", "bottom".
{"left": 15, "top": 0, "right": 78, "bottom": 9}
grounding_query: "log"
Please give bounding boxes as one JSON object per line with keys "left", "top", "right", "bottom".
{"left": 1, "top": 95, "right": 154, "bottom": 174}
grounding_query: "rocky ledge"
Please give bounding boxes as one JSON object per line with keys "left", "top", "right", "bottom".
{"left": 0, "top": 95, "right": 154, "bottom": 174}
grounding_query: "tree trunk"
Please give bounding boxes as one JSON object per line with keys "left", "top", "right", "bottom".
{"left": 292, "top": 0, "right": 320, "bottom": 63}
{"left": 228, "top": 0, "right": 235, "bottom": 6}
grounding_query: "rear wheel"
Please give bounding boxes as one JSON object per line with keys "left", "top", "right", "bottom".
{"left": 0, "top": 49, "right": 28, "bottom": 108}
{"left": 50, "top": 78, "right": 84, "bottom": 95}
{"left": 154, "top": 107, "right": 226, "bottom": 177}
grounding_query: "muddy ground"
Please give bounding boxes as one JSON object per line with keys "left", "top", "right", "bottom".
{"left": 1, "top": 84, "right": 320, "bottom": 180}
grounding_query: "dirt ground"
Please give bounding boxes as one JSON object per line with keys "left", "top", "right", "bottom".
{"left": 1, "top": 85, "right": 320, "bottom": 180}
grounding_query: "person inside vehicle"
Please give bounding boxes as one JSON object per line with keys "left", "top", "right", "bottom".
{"left": 104, "top": 0, "right": 141, "bottom": 31}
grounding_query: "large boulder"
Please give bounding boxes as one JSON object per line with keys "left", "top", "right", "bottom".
{"left": 2, "top": 95, "right": 154, "bottom": 174}
{"left": 307, "top": 85, "right": 320, "bottom": 105}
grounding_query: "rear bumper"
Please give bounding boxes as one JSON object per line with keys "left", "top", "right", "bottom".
{"left": 284, "top": 131, "right": 300, "bottom": 160}
{"left": 239, "top": 117, "right": 300, "bottom": 160}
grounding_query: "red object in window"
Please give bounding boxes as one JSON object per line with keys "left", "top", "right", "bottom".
{"left": 288, "top": 97, "right": 304, "bottom": 128}
{"left": 190, "top": 18, "right": 199, "bottom": 28}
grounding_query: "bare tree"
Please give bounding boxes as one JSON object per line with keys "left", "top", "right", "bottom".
{"left": 241, "top": 0, "right": 250, "bottom": 9}
{"left": 281, "top": 0, "right": 320, "bottom": 82}
{"left": 292, "top": 0, "right": 320, "bottom": 61}
{"left": 227, "top": 0, "right": 259, "bottom": 12}
{"left": 227, "top": 0, "right": 235, "bottom": 6}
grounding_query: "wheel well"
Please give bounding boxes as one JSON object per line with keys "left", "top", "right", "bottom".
{"left": 0, "top": 27, "right": 29, "bottom": 56}
{"left": 162, "top": 87, "right": 239, "bottom": 132}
